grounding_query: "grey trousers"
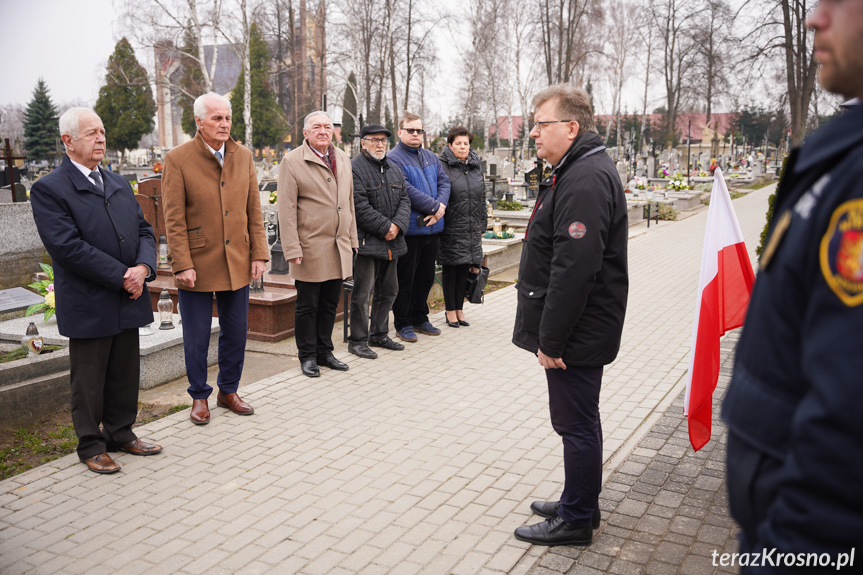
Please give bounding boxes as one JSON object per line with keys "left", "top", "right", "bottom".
{"left": 350, "top": 254, "right": 399, "bottom": 343}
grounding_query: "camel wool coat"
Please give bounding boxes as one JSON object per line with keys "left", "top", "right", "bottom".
{"left": 277, "top": 141, "right": 358, "bottom": 283}
{"left": 162, "top": 132, "right": 269, "bottom": 292}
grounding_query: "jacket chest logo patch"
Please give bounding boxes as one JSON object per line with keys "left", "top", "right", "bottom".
{"left": 568, "top": 222, "right": 587, "bottom": 239}
{"left": 821, "top": 198, "right": 863, "bottom": 306}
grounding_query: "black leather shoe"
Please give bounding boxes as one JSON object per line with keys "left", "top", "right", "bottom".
{"left": 317, "top": 354, "right": 349, "bottom": 371}
{"left": 348, "top": 342, "right": 378, "bottom": 359}
{"left": 369, "top": 335, "right": 405, "bottom": 350}
{"left": 458, "top": 319, "right": 470, "bottom": 326}
{"left": 514, "top": 515, "right": 593, "bottom": 546}
{"left": 530, "top": 501, "right": 601, "bottom": 529}
{"left": 301, "top": 358, "right": 320, "bottom": 378}
{"left": 445, "top": 319, "right": 460, "bottom": 328}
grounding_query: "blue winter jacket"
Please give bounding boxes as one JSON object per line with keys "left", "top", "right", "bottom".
{"left": 387, "top": 141, "right": 451, "bottom": 235}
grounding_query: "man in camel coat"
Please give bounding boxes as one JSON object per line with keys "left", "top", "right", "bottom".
{"left": 278, "top": 110, "right": 358, "bottom": 377}
{"left": 162, "top": 92, "right": 269, "bottom": 424}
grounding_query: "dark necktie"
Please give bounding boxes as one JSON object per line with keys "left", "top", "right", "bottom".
{"left": 214, "top": 150, "right": 223, "bottom": 166}
{"left": 90, "top": 170, "right": 104, "bottom": 192}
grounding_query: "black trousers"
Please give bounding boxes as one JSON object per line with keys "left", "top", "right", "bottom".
{"left": 546, "top": 365, "right": 604, "bottom": 526}
{"left": 294, "top": 278, "right": 342, "bottom": 360}
{"left": 393, "top": 234, "right": 440, "bottom": 330}
{"left": 350, "top": 255, "right": 399, "bottom": 343}
{"left": 442, "top": 264, "right": 470, "bottom": 311}
{"left": 178, "top": 286, "right": 249, "bottom": 400}
{"left": 69, "top": 329, "right": 140, "bottom": 459}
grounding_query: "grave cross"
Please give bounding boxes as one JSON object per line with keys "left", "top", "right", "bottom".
{"left": 1, "top": 138, "right": 27, "bottom": 201}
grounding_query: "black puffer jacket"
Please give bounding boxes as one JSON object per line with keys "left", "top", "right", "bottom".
{"left": 351, "top": 149, "right": 411, "bottom": 260}
{"left": 438, "top": 146, "right": 487, "bottom": 266}
{"left": 512, "top": 132, "right": 628, "bottom": 366}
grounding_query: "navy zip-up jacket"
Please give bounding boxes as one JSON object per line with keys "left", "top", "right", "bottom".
{"left": 387, "top": 141, "right": 451, "bottom": 235}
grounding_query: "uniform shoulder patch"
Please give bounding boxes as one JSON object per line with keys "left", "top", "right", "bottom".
{"left": 820, "top": 198, "right": 863, "bottom": 306}
{"left": 568, "top": 222, "right": 587, "bottom": 239}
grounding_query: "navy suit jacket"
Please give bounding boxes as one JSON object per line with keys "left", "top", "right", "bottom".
{"left": 29, "top": 156, "right": 157, "bottom": 338}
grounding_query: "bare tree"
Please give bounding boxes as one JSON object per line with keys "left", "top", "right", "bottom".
{"left": 538, "top": 0, "right": 602, "bottom": 85}
{"left": 650, "top": 0, "right": 698, "bottom": 148}
{"left": 603, "top": 0, "right": 640, "bottom": 156}
{"left": 693, "top": 0, "right": 735, "bottom": 123}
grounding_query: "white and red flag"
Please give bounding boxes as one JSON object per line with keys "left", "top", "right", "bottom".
{"left": 684, "top": 167, "right": 756, "bottom": 451}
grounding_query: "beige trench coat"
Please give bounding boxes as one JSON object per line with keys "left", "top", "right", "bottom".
{"left": 277, "top": 142, "right": 358, "bottom": 282}
{"left": 162, "top": 132, "right": 269, "bottom": 292}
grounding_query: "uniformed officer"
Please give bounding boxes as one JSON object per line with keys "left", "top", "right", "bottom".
{"left": 512, "top": 84, "right": 629, "bottom": 546}
{"left": 722, "top": 0, "right": 863, "bottom": 566}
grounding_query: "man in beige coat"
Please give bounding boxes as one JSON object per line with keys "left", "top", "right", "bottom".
{"left": 278, "top": 110, "right": 358, "bottom": 377}
{"left": 162, "top": 92, "right": 269, "bottom": 424}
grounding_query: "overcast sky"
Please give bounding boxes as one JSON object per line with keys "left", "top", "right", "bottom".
{"left": 0, "top": 0, "right": 123, "bottom": 107}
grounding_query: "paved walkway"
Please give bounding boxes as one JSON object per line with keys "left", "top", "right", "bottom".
{"left": 0, "top": 185, "right": 772, "bottom": 575}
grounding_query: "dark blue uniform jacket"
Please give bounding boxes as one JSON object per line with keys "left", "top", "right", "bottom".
{"left": 722, "top": 104, "right": 863, "bottom": 564}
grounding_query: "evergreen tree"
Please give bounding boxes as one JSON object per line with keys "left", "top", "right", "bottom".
{"left": 23, "top": 79, "right": 59, "bottom": 163}
{"left": 341, "top": 72, "right": 357, "bottom": 146}
{"left": 179, "top": 26, "right": 206, "bottom": 137}
{"left": 230, "top": 23, "right": 287, "bottom": 149}
{"left": 94, "top": 38, "right": 156, "bottom": 168}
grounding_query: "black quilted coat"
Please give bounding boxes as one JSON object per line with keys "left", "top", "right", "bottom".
{"left": 438, "top": 146, "right": 487, "bottom": 266}
{"left": 351, "top": 149, "right": 411, "bottom": 260}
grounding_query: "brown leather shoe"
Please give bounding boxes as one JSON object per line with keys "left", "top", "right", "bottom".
{"left": 80, "top": 452, "right": 121, "bottom": 474}
{"left": 108, "top": 439, "right": 163, "bottom": 456}
{"left": 217, "top": 391, "right": 254, "bottom": 415}
{"left": 190, "top": 398, "right": 210, "bottom": 425}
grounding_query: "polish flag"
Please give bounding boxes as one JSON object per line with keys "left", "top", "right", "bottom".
{"left": 684, "top": 168, "right": 756, "bottom": 451}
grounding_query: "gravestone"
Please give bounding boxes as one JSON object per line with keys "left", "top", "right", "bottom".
{"left": 669, "top": 152, "right": 679, "bottom": 173}
{"left": 699, "top": 152, "right": 709, "bottom": 171}
{"left": 0, "top": 202, "right": 49, "bottom": 290}
{"left": 616, "top": 160, "right": 628, "bottom": 186}
{"left": 0, "top": 183, "right": 28, "bottom": 203}
{"left": 647, "top": 156, "right": 657, "bottom": 179}
{"left": 0, "top": 287, "right": 44, "bottom": 315}
{"left": 659, "top": 150, "right": 671, "bottom": 166}
{"left": 135, "top": 178, "right": 166, "bottom": 241}
{"left": 524, "top": 166, "right": 542, "bottom": 198}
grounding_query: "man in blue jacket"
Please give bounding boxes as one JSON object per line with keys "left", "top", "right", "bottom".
{"left": 722, "top": 0, "right": 863, "bottom": 568}
{"left": 30, "top": 108, "right": 162, "bottom": 474}
{"left": 387, "top": 112, "right": 451, "bottom": 342}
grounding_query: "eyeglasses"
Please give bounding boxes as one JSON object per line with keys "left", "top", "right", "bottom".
{"left": 363, "top": 137, "right": 389, "bottom": 145}
{"left": 402, "top": 128, "right": 424, "bottom": 135}
{"left": 532, "top": 120, "right": 574, "bottom": 132}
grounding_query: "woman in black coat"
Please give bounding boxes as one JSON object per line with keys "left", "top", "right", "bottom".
{"left": 438, "top": 126, "right": 487, "bottom": 327}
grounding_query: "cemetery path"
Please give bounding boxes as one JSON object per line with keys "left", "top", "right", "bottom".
{"left": 0, "top": 185, "right": 773, "bottom": 575}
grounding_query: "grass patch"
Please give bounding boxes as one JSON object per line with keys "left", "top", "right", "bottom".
{"left": 0, "top": 402, "right": 190, "bottom": 480}
{"left": 0, "top": 345, "right": 64, "bottom": 364}
{"left": 746, "top": 180, "right": 775, "bottom": 190}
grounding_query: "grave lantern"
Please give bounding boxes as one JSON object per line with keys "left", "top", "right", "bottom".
{"left": 158, "top": 289, "right": 175, "bottom": 330}
{"left": 158, "top": 235, "right": 170, "bottom": 270}
{"left": 21, "top": 322, "right": 44, "bottom": 356}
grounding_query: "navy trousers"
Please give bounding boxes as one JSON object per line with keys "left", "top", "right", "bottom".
{"left": 393, "top": 234, "right": 439, "bottom": 330}
{"left": 546, "top": 365, "right": 604, "bottom": 526}
{"left": 178, "top": 286, "right": 249, "bottom": 400}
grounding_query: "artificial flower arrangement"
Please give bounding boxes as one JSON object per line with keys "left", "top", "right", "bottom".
{"left": 25, "top": 263, "right": 56, "bottom": 322}
{"left": 633, "top": 177, "right": 647, "bottom": 190}
{"left": 483, "top": 230, "right": 515, "bottom": 239}
{"left": 666, "top": 173, "right": 690, "bottom": 191}
{"left": 269, "top": 190, "right": 277, "bottom": 204}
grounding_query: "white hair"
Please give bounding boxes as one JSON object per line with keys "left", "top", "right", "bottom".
{"left": 304, "top": 110, "right": 332, "bottom": 130}
{"left": 194, "top": 92, "right": 232, "bottom": 118}
{"left": 59, "top": 107, "right": 97, "bottom": 144}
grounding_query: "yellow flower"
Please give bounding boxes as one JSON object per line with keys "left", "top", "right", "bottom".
{"left": 44, "top": 292, "right": 55, "bottom": 309}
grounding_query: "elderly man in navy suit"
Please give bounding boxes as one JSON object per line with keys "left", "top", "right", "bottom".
{"left": 30, "top": 107, "right": 162, "bottom": 474}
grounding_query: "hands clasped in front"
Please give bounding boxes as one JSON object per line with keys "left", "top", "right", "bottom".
{"left": 122, "top": 265, "right": 149, "bottom": 299}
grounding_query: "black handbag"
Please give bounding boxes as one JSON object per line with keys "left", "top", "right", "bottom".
{"left": 465, "top": 265, "right": 490, "bottom": 304}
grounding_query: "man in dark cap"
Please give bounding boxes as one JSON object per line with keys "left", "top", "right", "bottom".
{"left": 348, "top": 124, "right": 411, "bottom": 358}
